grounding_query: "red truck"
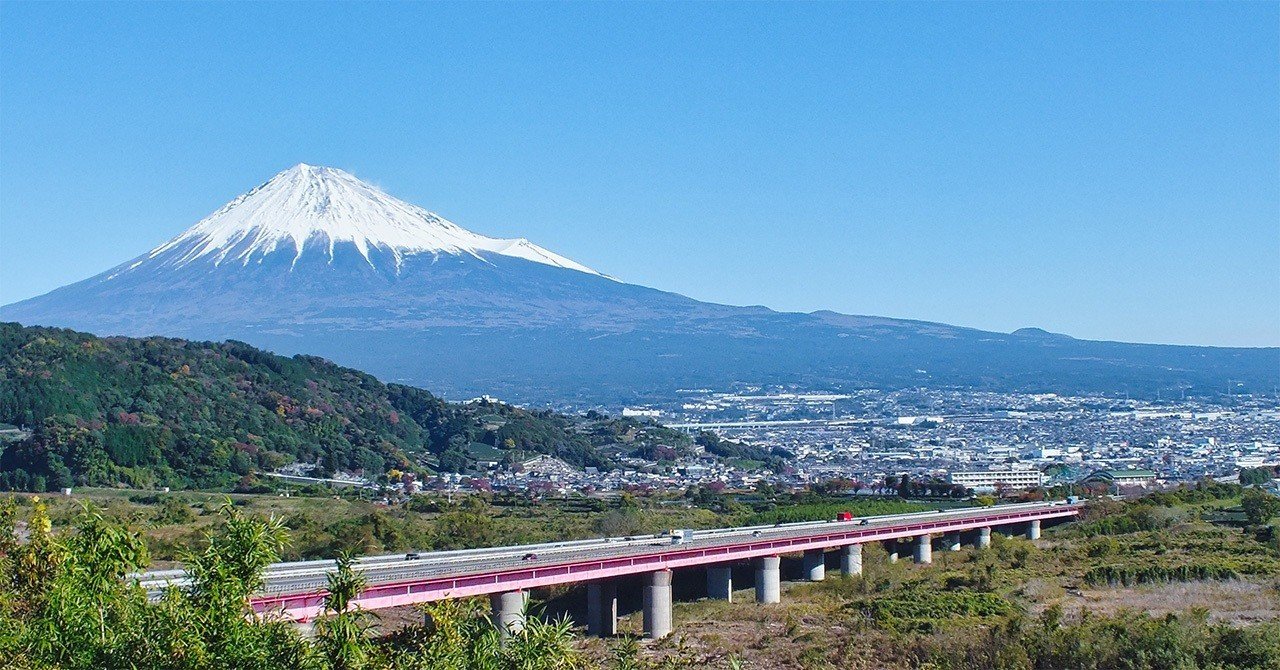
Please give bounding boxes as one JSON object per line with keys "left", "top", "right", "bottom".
{"left": 835, "top": 511, "right": 854, "bottom": 522}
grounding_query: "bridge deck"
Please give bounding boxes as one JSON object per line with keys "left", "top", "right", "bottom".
{"left": 140, "top": 501, "right": 1078, "bottom": 620}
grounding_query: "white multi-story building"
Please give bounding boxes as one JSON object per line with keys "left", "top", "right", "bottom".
{"left": 948, "top": 468, "right": 1044, "bottom": 491}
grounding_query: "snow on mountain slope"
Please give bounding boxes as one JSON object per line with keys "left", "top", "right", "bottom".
{"left": 128, "top": 163, "right": 603, "bottom": 277}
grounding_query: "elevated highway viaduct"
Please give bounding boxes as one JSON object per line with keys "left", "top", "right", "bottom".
{"left": 138, "top": 501, "right": 1078, "bottom": 639}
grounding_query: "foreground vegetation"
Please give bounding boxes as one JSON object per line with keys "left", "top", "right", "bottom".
{"left": 0, "top": 497, "right": 596, "bottom": 669}
{"left": 2, "top": 482, "right": 1279, "bottom": 669}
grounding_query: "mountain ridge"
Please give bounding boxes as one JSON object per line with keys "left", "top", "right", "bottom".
{"left": 2, "top": 165, "right": 1276, "bottom": 402}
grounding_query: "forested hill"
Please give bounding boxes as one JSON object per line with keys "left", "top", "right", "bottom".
{"left": 0, "top": 323, "right": 647, "bottom": 491}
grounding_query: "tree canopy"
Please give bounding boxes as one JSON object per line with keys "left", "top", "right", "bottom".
{"left": 0, "top": 324, "right": 631, "bottom": 491}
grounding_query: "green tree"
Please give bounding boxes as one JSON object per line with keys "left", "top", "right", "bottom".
{"left": 432, "top": 497, "right": 500, "bottom": 550}
{"left": 1241, "top": 467, "right": 1274, "bottom": 487}
{"left": 1242, "top": 488, "right": 1280, "bottom": 526}
{"left": 0, "top": 498, "right": 313, "bottom": 669}
{"left": 437, "top": 448, "right": 471, "bottom": 474}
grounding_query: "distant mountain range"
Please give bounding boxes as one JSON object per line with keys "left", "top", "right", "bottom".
{"left": 3, "top": 164, "right": 1275, "bottom": 402}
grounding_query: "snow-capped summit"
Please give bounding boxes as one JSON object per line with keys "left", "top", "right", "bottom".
{"left": 135, "top": 163, "right": 601, "bottom": 276}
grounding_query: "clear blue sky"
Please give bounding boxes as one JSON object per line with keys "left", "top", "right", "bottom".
{"left": 2, "top": 2, "right": 1277, "bottom": 346}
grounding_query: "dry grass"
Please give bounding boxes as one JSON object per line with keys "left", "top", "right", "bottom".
{"left": 1043, "top": 579, "right": 1280, "bottom": 625}
{"left": 590, "top": 583, "right": 894, "bottom": 670}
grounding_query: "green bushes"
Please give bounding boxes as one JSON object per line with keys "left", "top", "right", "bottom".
{"left": 0, "top": 497, "right": 586, "bottom": 670}
{"left": 1086, "top": 536, "right": 1120, "bottom": 557}
{"left": 1073, "top": 503, "right": 1184, "bottom": 537}
{"left": 914, "top": 610, "right": 1280, "bottom": 670}
{"left": 1084, "top": 562, "right": 1242, "bottom": 586}
{"left": 0, "top": 497, "right": 310, "bottom": 669}
{"left": 385, "top": 600, "right": 583, "bottom": 670}
{"left": 1144, "top": 481, "right": 1245, "bottom": 507}
{"left": 851, "top": 588, "right": 1014, "bottom": 633}
{"left": 1080, "top": 543, "right": 1280, "bottom": 586}
{"left": 1068, "top": 496, "right": 1280, "bottom": 588}
{"left": 745, "top": 496, "right": 937, "bottom": 525}
{"left": 1243, "top": 489, "right": 1280, "bottom": 526}
{"left": 1069, "top": 482, "right": 1253, "bottom": 540}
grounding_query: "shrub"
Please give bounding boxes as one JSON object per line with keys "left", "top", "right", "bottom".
{"left": 851, "top": 588, "right": 1014, "bottom": 633}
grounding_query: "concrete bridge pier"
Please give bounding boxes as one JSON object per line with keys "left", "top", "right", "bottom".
{"left": 707, "top": 565, "right": 734, "bottom": 601}
{"left": 1027, "top": 519, "right": 1041, "bottom": 541}
{"left": 840, "top": 543, "right": 862, "bottom": 577}
{"left": 755, "top": 555, "right": 781, "bottom": 604}
{"left": 490, "top": 590, "right": 527, "bottom": 636}
{"left": 945, "top": 532, "right": 962, "bottom": 552}
{"left": 886, "top": 540, "right": 900, "bottom": 563}
{"left": 642, "top": 569, "right": 673, "bottom": 639}
{"left": 914, "top": 535, "right": 932, "bottom": 564}
{"left": 977, "top": 526, "right": 992, "bottom": 549}
{"left": 803, "top": 549, "right": 826, "bottom": 581}
{"left": 586, "top": 581, "right": 617, "bottom": 638}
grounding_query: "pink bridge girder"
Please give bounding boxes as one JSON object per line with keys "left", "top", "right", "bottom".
{"left": 253, "top": 505, "right": 1078, "bottom": 621}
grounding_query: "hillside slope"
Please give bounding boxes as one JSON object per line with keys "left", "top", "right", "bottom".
{"left": 0, "top": 323, "right": 645, "bottom": 491}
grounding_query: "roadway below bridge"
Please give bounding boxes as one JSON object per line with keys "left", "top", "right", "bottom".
{"left": 136, "top": 500, "right": 1080, "bottom": 637}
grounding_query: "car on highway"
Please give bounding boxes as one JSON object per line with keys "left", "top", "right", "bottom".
{"left": 670, "top": 529, "right": 694, "bottom": 545}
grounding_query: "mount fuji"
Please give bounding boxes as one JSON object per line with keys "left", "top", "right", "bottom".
{"left": 3, "top": 164, "right": 1275, "bottom": 402}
